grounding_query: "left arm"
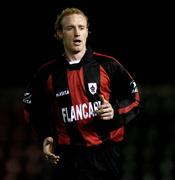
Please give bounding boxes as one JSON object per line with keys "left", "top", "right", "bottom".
{"left": 97, "top": 60, "right": 140, "bottom": 126}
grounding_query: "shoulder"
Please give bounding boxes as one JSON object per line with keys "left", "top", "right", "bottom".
{"left": 92, "top": 51, "right": 123, "bottom": 68}
{"left": 38, "top": 59, "right": 57, "bottom": 73}
{"left": 93, "top": 52, "right": 116, "bottom": 60}
{"left": 31, "top": 59, "right": 57, "bottom": 83}
{"left": 92, "top": 51, "right": 131, "bottom": 78}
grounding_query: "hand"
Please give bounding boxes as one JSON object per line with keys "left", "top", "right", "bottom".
{"left": 96, "top": 95, "right": 114, "bottom": 120}
{"left": 43, "top": 137, "right": 60, "bottom": 164}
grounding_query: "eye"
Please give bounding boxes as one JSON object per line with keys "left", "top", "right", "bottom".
{"left": 79, "top": 26, "right": 85, "bottom": 30}
{"left": 64, "top": 26, "right": 74, "bottom": 31}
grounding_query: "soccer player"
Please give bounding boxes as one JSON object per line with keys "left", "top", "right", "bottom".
{"left": 23, "top": 7, "right": 140, "bottom": 180}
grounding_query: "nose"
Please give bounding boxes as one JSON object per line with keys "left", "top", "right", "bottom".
{"left": 74, "top": 27, "right": 80, "bottom": 36}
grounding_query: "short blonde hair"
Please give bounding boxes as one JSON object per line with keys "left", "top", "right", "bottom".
{"left": 54, "top": 7, "right": 89, "bottom": 32}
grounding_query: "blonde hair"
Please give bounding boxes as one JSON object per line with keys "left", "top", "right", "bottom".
{"left": 54, "top": 7, "right": 89, "bottom": 39}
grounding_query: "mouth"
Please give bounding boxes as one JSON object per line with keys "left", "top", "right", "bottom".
{"left": 73, "top": 39, "right": 82, "bottom": 46}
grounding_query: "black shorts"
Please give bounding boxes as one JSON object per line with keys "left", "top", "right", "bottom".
{"left": 49, "top": 142, "right": 121, "bottom": 180}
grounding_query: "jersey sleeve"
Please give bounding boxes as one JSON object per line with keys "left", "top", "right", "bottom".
{"left": 22, "top": 70, "right": 54, "bottom": 145}
{"left": 110, "top": 60, "right": 140, "bottom": 126}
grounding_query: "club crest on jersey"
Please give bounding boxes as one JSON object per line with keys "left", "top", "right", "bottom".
{"left": 88, "top": 83, "right": 97, "bottom": 95}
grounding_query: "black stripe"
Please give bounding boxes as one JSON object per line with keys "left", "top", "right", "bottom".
{"left": 83, "top": 60, "right": 110, "bottom": 142}
{"left": 53, "top": 61, "right": 86, "bottom": 145}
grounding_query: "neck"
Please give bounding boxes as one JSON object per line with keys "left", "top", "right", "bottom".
{"left": 65, "top": 48, "right": 86, "bottom": 62}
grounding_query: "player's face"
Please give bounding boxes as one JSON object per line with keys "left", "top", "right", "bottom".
{"left": 59, "top": 14, "right": 88, "bottom": 54}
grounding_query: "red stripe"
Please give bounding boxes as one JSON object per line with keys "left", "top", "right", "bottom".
{"left": 24, "top": 109, "right": 30, "bottom": 123}
{"left": 47, "top": 74, "right": 54, "bottom": 93}
{"left": 99, "top": 65, "right": 111, "bottom": 100}
{"left": 55, "top": 103, "right": 71, "bottom": 144}
{"left": 93, "top": 52, "right": 116, "bottom": 60}
{"left": 118, "top": 92, "right": 140, "bottom": 114}
{"left": 110, "top": 127, "right": 124, "bottom": 142}
{"left": 57, "top": 122, "right": 70, "bottom": 144}
{"left": 46, "top": 73, "right": 70, "bottom": 144}
{"left": 67, "top": 68, "right": 103, "bottom": 146}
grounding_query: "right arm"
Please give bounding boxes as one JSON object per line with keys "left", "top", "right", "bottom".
{"left": 22, "top": 70, "right": 59, "bottom": 163}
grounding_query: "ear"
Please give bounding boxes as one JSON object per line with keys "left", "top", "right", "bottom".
{"left": 56, "top": 31, "right": 63, "bottom": 40}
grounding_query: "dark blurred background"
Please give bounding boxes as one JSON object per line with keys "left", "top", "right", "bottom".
{"left": 0, "top": 0, "right": 174, "bottom": 180}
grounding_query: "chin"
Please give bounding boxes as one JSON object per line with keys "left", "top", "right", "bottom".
{"left": 72, "top": 47, "right": 82, "bottom": 53}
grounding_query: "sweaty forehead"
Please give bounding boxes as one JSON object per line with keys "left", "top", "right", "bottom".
{"left": 61, "top": 14, "right": 87, "bottom": 27}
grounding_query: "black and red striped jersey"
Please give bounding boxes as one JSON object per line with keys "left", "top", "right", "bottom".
{"left": 22, "top": 48, "right": 140, "bottom": 147}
